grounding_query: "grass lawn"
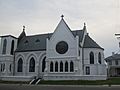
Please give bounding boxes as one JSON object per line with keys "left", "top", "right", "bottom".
{"left": 39, "top": 77, "right": 120, "bottom": 85}
{"left": 1, "top": 77, "right": 120, "bottom": 85}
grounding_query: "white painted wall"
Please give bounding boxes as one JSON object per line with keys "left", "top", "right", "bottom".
{"left": 0, "top": 36, "right": 17, "bottom": 76}
{"left": 0, "top": 55, "right": 14, "bottom": 76}
{"left": 0, "top": 36, "right": 17, "bottom": 55}
{"left": 47, "top": 19, "right": 78, "bottom": 58}
{"left": 15, "top": 51, "right": 46, "bottom": 77}
{"left": 83, "top": 48, "right": 107, "bottom": 75}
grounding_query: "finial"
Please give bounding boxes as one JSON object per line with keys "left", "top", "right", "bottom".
{"left": 23, "top": 26, "right": 25, "bottom": 31}
{"left": 84, "top": 22, "right": 86, "bottom": 27}
{"left": 83, "top": 22, "right": 86, "bottom": 30}
{"left": 61, "top": 15, "right": 64, "bottom": 18}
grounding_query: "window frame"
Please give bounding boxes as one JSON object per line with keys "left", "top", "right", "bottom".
{"left": 90, "top": 52, "right": 94, "bottom": 64}
{"left": 86, "top": 66, "right": 90, "bottom": 75}
{"left": 17, "top": 58, "right": 23, "bottom": 72}
{"left": 29, "top": 57, "right": 35, "bottom": 72}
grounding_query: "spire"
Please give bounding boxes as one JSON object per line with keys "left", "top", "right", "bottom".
{"left": 18, "top": 26, "right": 26, "bottom": 43}
{"left": 83, "top": 22, "right": 86, "bottom": 30}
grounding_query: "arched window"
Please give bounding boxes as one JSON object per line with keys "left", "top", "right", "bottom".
{"left": 42, "top": 57, "right": 46, "bottom": 72}
{"left": 1, "top": 63, "right": 5, "bottom": 72}
{"left": 17, "top": 58, "right": 23, "bottom": 72}
{"left": 10, "top": 40, "right": 14, "bottom": 55}
{"left": 9, "top": 64, "right": 12, "bottom": 72}
{"left": 50, "top": 61, "right": 53, "bottom": 72}
{"left": 79, "top": 50, "right": 80, "bottom": 56}
{"left": 29, "top": 57, "right": 35, "bottom": 72}
{"left": 70, "top": 61, "right": 74, "bottom": 72}
{"left": 55, "top": 62, "right": 58, "bottom": 72}
{"left": 1, "top": 64, "right": 2, "bottom": 72}
{"left": 3, "top": 63, "right": 5, "bottom": 72}
{"left": 65, "top": 61, "right": 68, "bottom": 72}
{"left": 2, "top": 39, "right": 7, "bottom": 54}
{"left": 60, "top": 61, "right": 63, "bottom": 72}
{"left": 98, "top": 52, "right": 101, "bottom": 64}
{"left": 90, "top": 52, "right": 94, "bottom": 64}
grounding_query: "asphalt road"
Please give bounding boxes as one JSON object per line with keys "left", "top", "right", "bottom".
{"left": 0, "top": 84, "right": 120, "bottom": 90}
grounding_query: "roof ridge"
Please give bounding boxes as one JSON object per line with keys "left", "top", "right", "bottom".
{"left": 25, "top": 29, "right": 83, "bottom": 37}
{"left": 26, "top": 33, "right": 52, "bottom": 37}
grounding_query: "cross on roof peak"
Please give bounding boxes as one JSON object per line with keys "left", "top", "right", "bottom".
{"left": 84, "top": 22, "right": 86, "bottom": 26}
{"left": 23, "top": 26, "right": 25, "bottom": 31}
{"left": 61, "top": 15, "right": 64, "bottom": 18}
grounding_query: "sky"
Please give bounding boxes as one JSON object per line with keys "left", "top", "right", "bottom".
{"left": 0, "top": 0, "right": 120, "bottom": 57}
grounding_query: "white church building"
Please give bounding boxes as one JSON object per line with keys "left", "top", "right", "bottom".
{"left": 0, "top": 16, "right": 107, "bottom": 81}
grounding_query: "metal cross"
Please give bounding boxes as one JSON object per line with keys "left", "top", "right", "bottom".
{"left": 23, "top": 26, "right": 25, "bottom": 31}
{"left": 61, "top": 15, "right": 64, "bottom": 18}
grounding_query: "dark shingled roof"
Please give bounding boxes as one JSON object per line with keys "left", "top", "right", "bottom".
{"left": 15, "top": 30, "right": 103, "bottom": 52}
{"left": 105, "top": 54, "right": 120, "bottom": 61}
{"left": 72, "top": 30, "right": 84, "bottom": 42}
{"left": 83, "top": 34, "right": 104, "bottom": 50}
{"left": 16, "top": 33, "right": 52, "bottom": 52}
{"left": 18, "top": 30, "right": 26, "bottom": 43}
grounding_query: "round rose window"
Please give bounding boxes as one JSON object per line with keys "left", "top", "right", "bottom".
{"left": 56, "top": 41, "right": 68, "bottom": 54}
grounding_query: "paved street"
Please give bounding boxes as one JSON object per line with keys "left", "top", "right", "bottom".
{"left": 0, "top": 84, "right": 120, "bottom": 90}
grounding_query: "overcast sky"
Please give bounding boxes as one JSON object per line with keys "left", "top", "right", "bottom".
{"left": 0, "top": 0, "right": 120, "bottom": 57}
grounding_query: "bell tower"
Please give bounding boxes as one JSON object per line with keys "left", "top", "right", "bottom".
{"left": 0, "top": 35, "right": 17, "bottom": 76}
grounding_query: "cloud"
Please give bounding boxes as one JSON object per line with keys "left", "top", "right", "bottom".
{"left": 0, "top": 0, "right": 119, "bottom": 57}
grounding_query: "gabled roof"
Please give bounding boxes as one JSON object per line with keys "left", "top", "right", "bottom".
{"left": 72, "top": 30, "right": 84, "bottom": 42}
{"left": 83, "top": 34, "right": 104, "bottom": 50}
{"left": 15, "top": 17, "right": 103, "bottom": 52}
{"left": 105, "top": 54, "right": 120, "bottom": 61}
{"left": 15, "top": 29, "right": 103, "bottom": 52}
{"left": 16, "top": 33, "right": 52, "bottom": 52}
{"left": 50, "top": 18, "right": 75, "bottom": 40}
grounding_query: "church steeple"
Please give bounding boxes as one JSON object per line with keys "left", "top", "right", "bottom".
{"left": 18, "top": 26, "right": 26, "bottom": 43}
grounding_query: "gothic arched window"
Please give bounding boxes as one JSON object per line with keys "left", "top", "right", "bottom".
{"left": 2, "top": 39, "right": 7, "bottom": 54}
{"left": 55, "top": 61, "right": 58, "bottom": 72}
{"left": 9, "top": 64, "right": 12, "bottom": 72}
{"left": 29, "top": 57, "right": 35, "bottom": 72}
{"left": 98, "top": 52, "right": 101, "bottom": 64}
{"left": 1, "top": 64, "right": 2, "bottom": 72}
{"left": 60, "top": 61, "right": 63, "bottom": 72}
{"left": 65, "top": 61, "right": 68, "bottom": 72}
{"left": 90, "top": 52, "right": 94, "bottom": 64}
{"left": 17, "top": 58, "right": 23, "bottom": 72}
{"left": 10, "top": 40, "right": 14, "bottom": 55}
{"left": 42, "top": 57, "right": 46, "bottom": 72}
{"left": 70, "top": 61, "right": 74, "bottom": 72}
{"left": 50, "top": 61, "right": 53, "bottom": 72}
{"left": 1, "top": 63, "right": 5, "bottom": 72}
